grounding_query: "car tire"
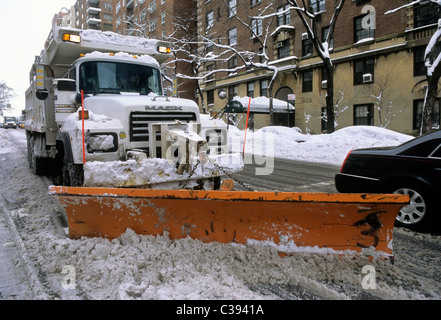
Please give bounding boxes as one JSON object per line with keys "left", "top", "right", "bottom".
{"left": 392, "top": 184, "right": 433, "bottom": 231}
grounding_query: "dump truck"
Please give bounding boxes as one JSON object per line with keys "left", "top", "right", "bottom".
{"left": 30, "top": 26, "right": 409, "bottom": 260}
{"left": 25, "top": 26, "right": 240, "bottom": 189}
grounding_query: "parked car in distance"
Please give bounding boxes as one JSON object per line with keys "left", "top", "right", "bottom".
{"left": 4, "top": 116, "right": 18, "bottom": 129}
{"left": 335, "top": 130, "right": 441, "bottom": 231}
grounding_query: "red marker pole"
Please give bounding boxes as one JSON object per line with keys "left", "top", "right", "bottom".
{"left": 243, "top": 97, "right": 252, "bottom": 155}
{"left": 81, "top": 90, "right": 86, "bottom": 164}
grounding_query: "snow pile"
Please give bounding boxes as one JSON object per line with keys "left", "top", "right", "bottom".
{"left": 83, "top": 154, "right": 243, "bottom": 188}
{"left": 229, "top": 125, "right": 413, "bottom": 166}
{"left": 84, "top": 51, "right": 159, "bottom": 66}
{"left": 81, "top": 29, "right": 160, "bottom": 53}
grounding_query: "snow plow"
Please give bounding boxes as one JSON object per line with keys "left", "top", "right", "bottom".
{"left": 49, "top": 185, "right": 409, "bottom": 259}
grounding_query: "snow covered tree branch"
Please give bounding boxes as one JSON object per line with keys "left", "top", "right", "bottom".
{"left": 286, "top": 0, "right": 346, "bottom": 133}
{"left": 0, "top": 82, "right": 15, "bottom": 111}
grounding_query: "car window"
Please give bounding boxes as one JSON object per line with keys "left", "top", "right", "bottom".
{"left": 430, "top": 143, "right": 441, "bottom": 158}
{"left": 399, "top": 139, "right": 441, "bottom": 157}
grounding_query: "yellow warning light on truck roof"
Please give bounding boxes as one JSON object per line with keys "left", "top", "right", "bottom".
{"left": 158, "top": 46, "right": 171, "bottom": 54}
{"left": 63, "top": 33, "right": 81, "bottom": 44}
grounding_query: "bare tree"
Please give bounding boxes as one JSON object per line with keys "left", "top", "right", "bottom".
{"left": 285, "top": 0, "right": 346, "bottom": 133}
{"left": 387, "top": 0, "right": 441, "bottom": 135}
{"left": 164, "top": 2, "right": 284, "bottom": 121}
{"left": 0, "top": 81, "right": 15, "bottom": 111}
{"left": 363, "top": 68, "right": 406, "bottom": 128}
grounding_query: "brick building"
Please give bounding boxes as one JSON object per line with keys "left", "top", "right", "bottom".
{"left": 197, "top": 0, "right": 441, "bottom": 135}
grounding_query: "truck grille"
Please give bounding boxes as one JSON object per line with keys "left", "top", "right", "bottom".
{"left": 130, "top": 112, "right": 197, "bottom": 142}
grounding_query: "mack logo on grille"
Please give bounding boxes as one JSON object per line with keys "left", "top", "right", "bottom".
{"left": 145, "top": 106, "right": 183, "bottom": 111}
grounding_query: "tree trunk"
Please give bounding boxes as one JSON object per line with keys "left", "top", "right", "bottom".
{"left": 269, "top": 86, "right": 274, "bottom": 126}
{"left": 325, "top": 63, "right": 335, "bottom": 133}
{"left": 421, "top": 75, "right": 438, "bottom": 135}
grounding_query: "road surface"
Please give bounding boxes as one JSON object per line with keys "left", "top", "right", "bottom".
{"left": 1, "top": 128, "right": 441, "bottom": 301}
{"left": 233, "top": 157, "right": 339, "bottom": 193}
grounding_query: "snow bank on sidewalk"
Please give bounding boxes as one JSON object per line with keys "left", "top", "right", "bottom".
{"left": 229, "top": 125, "right": 413, "bottom": 165}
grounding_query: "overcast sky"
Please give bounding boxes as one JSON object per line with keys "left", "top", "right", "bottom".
{"left": 0, "top": 0, "right": 75, "bottom": 116}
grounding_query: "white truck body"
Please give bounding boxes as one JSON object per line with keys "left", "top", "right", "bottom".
{"left": 25, "top": 26, "right": 237, "bottom": 188}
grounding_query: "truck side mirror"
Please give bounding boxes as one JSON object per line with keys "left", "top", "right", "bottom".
{"left": 75, "top": 92, "right": 90, "bottom": 104}
{"left": 75, "top": 93, "right": 83, "bottom": 104}
{"left": 36, "top": 90, "right": 49, "bottom": 101}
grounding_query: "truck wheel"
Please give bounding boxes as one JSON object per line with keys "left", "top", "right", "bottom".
{"left": 27, "top": 133, "right": 47, "bottom": 176}
{"left": 62, "top": 163, "right": 84, "bottom": 187}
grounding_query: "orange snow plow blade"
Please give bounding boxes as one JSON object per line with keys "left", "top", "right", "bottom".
{"left": 49, "top": 186, "right": 409, "bottom": 259}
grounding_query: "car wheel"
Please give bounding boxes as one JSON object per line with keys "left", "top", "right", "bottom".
{"left": 393, "top": 187, "right": 430, "bottom": 230}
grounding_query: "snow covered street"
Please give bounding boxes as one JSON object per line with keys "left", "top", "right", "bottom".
{"left": 1, "top": 127, "right": 441, "bottom": 301}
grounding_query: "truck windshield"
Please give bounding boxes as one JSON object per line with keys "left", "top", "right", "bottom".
{"left": 79, "top": 61, "right": 163, "bottom": 96}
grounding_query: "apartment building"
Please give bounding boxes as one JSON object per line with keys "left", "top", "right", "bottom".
{"left": 197, "top": 0, "right": 441, "bottom": 135}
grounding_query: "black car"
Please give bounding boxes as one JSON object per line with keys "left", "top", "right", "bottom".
{"left": 335, "top": 130, "right": 441, "bottom": 231}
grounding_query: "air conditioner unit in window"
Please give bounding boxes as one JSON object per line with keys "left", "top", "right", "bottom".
{"left": 363, "top": 73, "right": 373, "bottom": 83}
{"left": 321, "top": 80, "right": 327, "bottom": 89}
{"left": 302, "top": 33, "right": 309, "bottom": 40}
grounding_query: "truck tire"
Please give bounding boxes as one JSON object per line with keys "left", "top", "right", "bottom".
{"left": 62, "top": 163, "right": 84, "bottom": 187}
{"left": 26, "top": 132, "right": 48, "bottom": 176}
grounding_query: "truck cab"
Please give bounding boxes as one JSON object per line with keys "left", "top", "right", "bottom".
{"left": 4, "top": 116, "right": 17, "bottom": 129}
{"left": 25, "top": 26, "right": 234, "bottom": 188}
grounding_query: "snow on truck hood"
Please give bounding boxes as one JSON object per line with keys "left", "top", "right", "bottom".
{"left": 82, "top": 94, "right": 200, "bottom": 120}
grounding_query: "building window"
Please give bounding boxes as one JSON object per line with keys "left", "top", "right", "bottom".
{"left": 260, "top": 79, "right": 268, "bottom": 97}
{"left": 103, "top": 23, "right": 113, "bottom": 31}
{"left": 302, "top": 37, "right": 313, "bottom": 56}
{"left": 103, "top": 2, "right": 113, "bottom": 11}
{"left": 278, "top": 39, "right": 291, "bottom": 59}
{"left": 229, "top": 28, "right": 237, "bottom": 46}
{"left": 207, "top": 90, "right": 214, "bottom": 105}
{"left": 251, "top": 18, "right": 263, "bottom": 37}
{"left": 277, "top": 5, "right": 291, "bottom": 26}
{"left": 103, "top": 13, "right": 113, "bottom": 23}
{"left": 354, "top": 14, "right": 374, "bottom": 43}
{"left": 140, "top": 9, "right": 147, "bottom": 22}
{"left": 310, "top": 0, "right": 326, "bottom": 13}
{"left": 149, "top": 19, "right": 157, "bottom": 32}
{"left": 354, "top": 57, "right": 375, "bottom": 85}
{"left": 414, "top": 47, "right": 426, "bottom": 77}
{"left": 247, "top": 82, "right": 255, "bottom": 97}
{"left": 228, "top": 0, "right": 237, "bottom": 18}
{"left": 228, "top": 56, "right": 237, "bottom": 70}
{"left": 413, "top": 99, "right": 440, "bottom": 130}
{"left": 228, "top": 85, "right": 238, "bottom": 99}
{"left": 414, "top": 3, "right": 440, "bottom": 28}
{"left": 302, "top": 70, "right": 313, "bottom": 93}
{"left": 206, "top": 64, "right": 214, "bottom": 81}
{"left": 149, "top": 0, "right": 156, "bottom": 12}
{"left": 206, "top": 11, "right": 214, "bottom": 29}
{"left": 354, "top": 104, "right": 374, "bottom": 126}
